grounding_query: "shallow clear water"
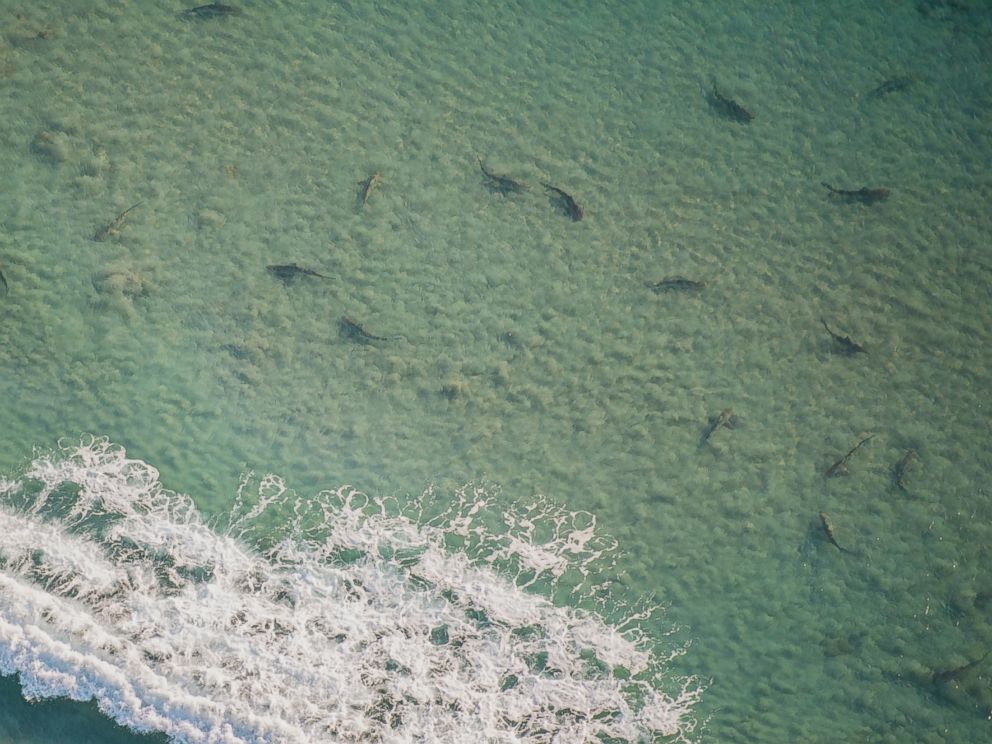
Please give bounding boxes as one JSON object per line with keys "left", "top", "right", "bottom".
{"left": 2, "top": 1, "right": 991, "bottom": 742}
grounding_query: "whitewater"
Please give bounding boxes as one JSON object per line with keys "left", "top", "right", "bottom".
{"left": 0, "top": 436, "right": 699, "bottom": 743}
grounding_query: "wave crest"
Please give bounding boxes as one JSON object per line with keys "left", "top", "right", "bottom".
{"left": 0, "top": 436, "right": 700, "bottom": 743}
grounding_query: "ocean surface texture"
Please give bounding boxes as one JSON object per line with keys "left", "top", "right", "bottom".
{"left": 1, "top": 1, "right": 990, "bottom": 742}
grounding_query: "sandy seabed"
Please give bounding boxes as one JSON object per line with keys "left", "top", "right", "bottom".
{"left": 1, "top": 1, "right": 991, "bottom": 742}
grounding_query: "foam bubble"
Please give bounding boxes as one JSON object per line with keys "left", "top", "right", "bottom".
{"left": 0, "top": 436, "right": 700, "bottom": 742}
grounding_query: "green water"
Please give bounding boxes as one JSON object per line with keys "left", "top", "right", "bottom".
{"left": 2, "top": 0, "right": 991, "bottom": 741}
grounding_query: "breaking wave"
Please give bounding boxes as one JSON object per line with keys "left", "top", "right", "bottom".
{"left": 0, "top": 436, "right": 700, "bottom": 743}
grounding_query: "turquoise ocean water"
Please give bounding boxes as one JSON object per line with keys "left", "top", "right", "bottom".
{"left": 2, "top": 1, "right": 991, "bottom": 741}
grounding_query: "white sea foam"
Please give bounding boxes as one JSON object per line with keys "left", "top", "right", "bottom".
{"left": 0, "top": 436, "right": 700, "bottom": 743}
